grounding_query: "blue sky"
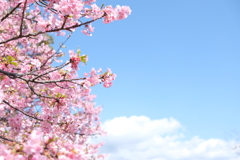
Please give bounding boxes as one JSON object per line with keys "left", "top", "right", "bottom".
{"left": 53, "top": 0, "right": 240, "bottom": 159}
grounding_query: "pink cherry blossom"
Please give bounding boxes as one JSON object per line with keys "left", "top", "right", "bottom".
{"left": 23, "top": 129, "right": 44, "bottom": 155}
{"left": 70, "top": 56, "right": 81, "bottom": 70}
{"left": 0, "top": 0, "right": 130, "bottom": 159}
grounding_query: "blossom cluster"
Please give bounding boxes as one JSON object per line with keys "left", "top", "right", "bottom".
{"left": 0, "top": 0, "right": 131, "bottom": 159}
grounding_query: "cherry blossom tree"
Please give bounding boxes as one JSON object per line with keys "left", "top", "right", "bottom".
{"left": 0, "top": 0, "right": 131, "bottom": 159}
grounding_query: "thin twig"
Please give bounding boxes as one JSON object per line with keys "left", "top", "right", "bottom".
{"left": 27, "top": 83, "right": 59, "bottom": 100}
{"left": 30, "top": 77, "right": 85, "bottom": 84}
{"left": 1, "top": 3, "right": 22, "bottom": 22}
{"left": 3, "top": 100, "right": 43, "bottom": 122}
{"left": 0, "top": 13, "right": 105, "bottom": 45}
{"left": 2, "top": 100, "right": 71, "bottom": 126}
{"left": 0, "top": 135, "right": 15, "bottom": 142}
{"left": 32, "top": 62, "right": 70, "bottom": 81}
{"left": 40, "top": 32, "right": 73, "bottom": 69}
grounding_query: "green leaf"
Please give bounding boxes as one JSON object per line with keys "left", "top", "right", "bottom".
{"left": 10, "top": 61, "right": 18, "bottom": 66}
{"left": 77, "top": 49, "right": 81, "bottom": 56}
{"left": 0, "top": 75, "right": 5, "bottom": 81}
{"left": 80, "top": 55, "right": 87, "bottom": 64}
{"left": 55, "top": 93, "right": 66, "bottom": 98}
{"left": 48, "top": 137, "right": 58, "bottom": 143}
{"left": 101, "top": 4, "right": 105, "bottom": 9}
{"left": 13, "top": 47, "right": 19, "bottom": 53}
{"left": 2, "top": 56, "right": 18, "bottom": 66}
{"left": 6, "top": 55, "right": 15, "bottom": 62}
{"left": 102, "top": 71, "right": 108, "bottom": 77}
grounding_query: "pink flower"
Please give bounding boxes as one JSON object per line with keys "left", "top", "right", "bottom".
{"left": 31, "top": 59, "right": 41, "bottom": 67}
{"left": 0, "top": 88, "right": 3, "bottom": 103}
{"left": 0, "top": 0, "right": 125, "bottom": 159}
{"left": 115, "top": 5, "right": 132, "bottom": 20}
{"left": 35, "top": 21, "right": 47, "bottom": 32}
{"left": 70, "top": 57, "right": 81, "bottom": 70}
{"left": 83, "top": 0, "right": 96, "bottom": 5}
{"left": 81, "top": 24, "right": 94, "bottom": 36}
{"left": 103, "top": 80, "right": 112, "bottom": 88}
{"left": 23, "top": 129, "right": 43, "bottom": 155}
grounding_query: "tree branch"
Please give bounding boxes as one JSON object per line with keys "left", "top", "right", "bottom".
{"left": 0, "top": 13, "right": 105, "bottom": 45}
{"left": 0, "top": 135, "right": 15, "bottom": 142}
{"left": 0, "top": 69, "right": 20, "bottom": 79}
{"left": 3, "top": 100, "right": 43, "bottom": 122}
{"left": 0, "top": 117, "right": 8, "bottom": 122}
{"left": 1, "top": 3, "right": 22, "bottom": 22}
{"left": 27, "top": 83, "right": 59, "bottom": 100}
{"left": 32, "top": 61, "right": 70, "bottom": 81}
{"left": 19, "top": 0, "right": 28, "bottom": 36}
{"left": 2, "top": 100, "right": 77, "bottom": 126}
{"left": 40, "top": 33, "right": 72, "bottom": 69}
{"left": 19, "top": 0, "right": 27, "bottom": 36}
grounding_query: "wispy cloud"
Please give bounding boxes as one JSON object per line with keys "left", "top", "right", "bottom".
{"left": 96, "top": 116, "right": 239, "bottom": 160}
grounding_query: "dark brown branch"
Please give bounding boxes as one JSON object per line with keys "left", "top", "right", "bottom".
{"left": 2, "top": 100, "right": 70, "bottom": 126}
{"left": 32, "top": 62, "right": 70, "bottom": 81}
{"left": 39, "top": 48, "right": 55, "bottom": 69}
{"left": 0, "top": 67, "right": 85, "bottom": 85}
{"left": 35, "top": 0, "right": 47, "bottom": 7}
{"left": 0, "top": 135, "right": 15, "bottom": 142}
{"left": 40, "top": 33, "right": 72, "bottom": 69}
{"left": 27, "top": 83, "right": 59, "bottom": 100}
{"left": 38, "top": 0, "right": 48, "bottom": 6}
{"left": 47, "top": 15, "right": 104, "bottom": 33}
{"left": 30, "top": 78, "right": 85, "bottom": 84}
{"left": 0, "top": 68, "right": 41, "bottom": 80}
{"left": 61, "top": 15, "right": 68, "bottom": 29}
{"left": 1, "top": 3, "right": 22, "bottom": 22}
{"left": 0, "top": 65, "right": 108, "bottom": 87}
{"left": 0, "top": 13, "right": 106, "bottom": 45}
{"left": 3, "top": 100, "right": 43, "bottom": 122}
{"left": 20, "top": 0, "right": 28, "bottom": 36}
{"left": 36, "top": 0, "right": 58, "bottom": 14}
{"left": 0, "top": 117, "right": 7, "bottom": 122}
{"left": 0, "top": 67, "right": 107, "bottom": 87}
{"left": 0, "top": 69, "right": 19, "bottom": 79}
{"left": 54, "top": 82, "right": 67, "bottom": 89}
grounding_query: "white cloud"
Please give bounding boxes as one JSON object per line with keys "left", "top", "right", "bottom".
{"left": 96, "top": 116, "right": 239, "bottom": 160}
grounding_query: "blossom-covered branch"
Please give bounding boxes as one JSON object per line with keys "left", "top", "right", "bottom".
{"left": 0, "top": 0, "right": 131, "bottom": 159}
